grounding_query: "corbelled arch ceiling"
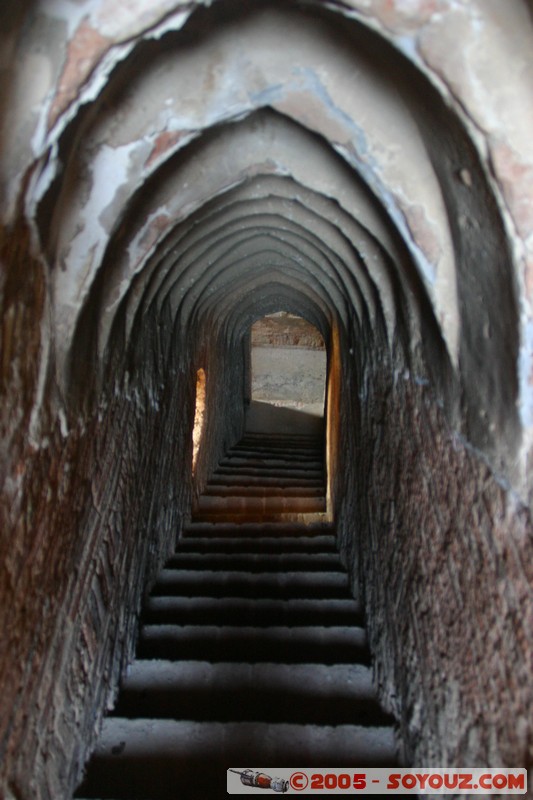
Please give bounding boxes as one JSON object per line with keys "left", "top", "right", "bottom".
{"left": 5, "top": 0, "right": 533, "bottom": 487}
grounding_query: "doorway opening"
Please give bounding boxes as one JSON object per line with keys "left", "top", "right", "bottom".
{"left": 192, "top": 367, "right": 207, "bottom": 475}
{"left": 245, "top": 312, "right": 327, "bottom": 436}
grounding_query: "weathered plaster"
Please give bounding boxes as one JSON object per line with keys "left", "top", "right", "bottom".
{"left": 1, "top": 2, "right": 532, "bottom": 798}
{"left": 38, "top": 4, "right": 458, "bottom": 374}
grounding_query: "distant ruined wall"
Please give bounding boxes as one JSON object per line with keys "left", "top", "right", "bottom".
{"left": 252, "top": 313, "right": 325, "bottom": 350}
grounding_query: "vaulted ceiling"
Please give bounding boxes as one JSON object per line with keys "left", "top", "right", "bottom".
{"left": 2, "top": 0, "right": 533, "bottom": 486}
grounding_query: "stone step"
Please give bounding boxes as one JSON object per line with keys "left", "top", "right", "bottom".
{"left": 219, "top": 456, "right": 323, "bottom": 470}
{"left": 113, "top": 660, "right": 393, "bottom": 726}
{"left": 138, "top": 624, "right": 370, "bottom": 664}
{"left": 74, "top": 430, "right": 400, "bottom": 800}
{"left": 182, "top": 520, "right": 334, "bottom": 538}
{"left": 76, "top": 719, "right": 398, "bottom": 799}
{"left": 165, "top": 551, "right": 342, "bottom": 572}
{"left": 143, "top": 596, "right": 364, "bottom": 627}
{"left": 224, "top": 447, "right": 324, "bottom": 466}
{"left": 195, "top": 511, "right": 329, "bottom": 525}
{"left": 194, "top": 495, "right": 326, "bottom": 516}
{"left": 176, "top": 534, "right": 337, "bottom": 553}
{"left": 202, "top": 484, "right": 325, "bottom": 498}
{"left": 229, "top": 447, "right": 323, "bottom": 461}
{"left": 151, "top": 569, "right": 349, "bottom": 599}
{"left": 241, "top": 432, "right": 322, "bottom": 443}
{"left": 207, "top": 473, "right": 324, "bottom": 488}
{"left": 214, "top": 465, "right": 323, "bottom": 479}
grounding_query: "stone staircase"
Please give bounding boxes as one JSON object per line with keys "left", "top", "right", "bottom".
{"left": 193, "top": 432, "right": 328, "bottom": 522}
{"left": 75, "top": 431, "right": 399, "bottom": 799}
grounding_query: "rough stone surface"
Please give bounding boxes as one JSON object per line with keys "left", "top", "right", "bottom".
{"left": 341, "top": 350, "right": 533, "bottom": 768}
{"left": 0, "top": 340, "right": 192, "bottom": 798}
{"left": 251, "top": 347, "right": 326, "bottom": 412}
{"left": 252, "top": 313, "right": 326, "bottom": 349}
{"left": 0, "top": 224, "right": 226, "bottom": 799}
{"left": 0, "top": 2, "right": 532, "bottom": 799}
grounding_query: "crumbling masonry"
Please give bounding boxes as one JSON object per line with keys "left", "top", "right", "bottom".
{"left": 1, "top": 1, "right": 532, "bottom": 798}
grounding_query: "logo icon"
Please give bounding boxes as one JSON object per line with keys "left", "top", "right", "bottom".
{"left": 229, "top": 768, "right": 289, "bottom": 793}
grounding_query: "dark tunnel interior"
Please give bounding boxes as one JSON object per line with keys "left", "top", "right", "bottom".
{"left": 0, "top": 2, "right": 532, "bottom": 797}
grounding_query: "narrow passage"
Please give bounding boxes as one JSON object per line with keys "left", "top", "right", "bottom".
{"left": 76, "top": 428, "right": 399, "bottom": 798}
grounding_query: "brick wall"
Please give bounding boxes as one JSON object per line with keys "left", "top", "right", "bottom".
{"left": 0, "top": 237, "right": 198, "bottom": 798}
{"left": 338, "top": 345, "right": 533, "bottom": 768}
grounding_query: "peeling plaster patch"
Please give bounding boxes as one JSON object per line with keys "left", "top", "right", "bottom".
{"left": 400, "top": 202, "right": 442, "bottom": 270}
{"left": 489, "top": 140, "right": 533, "bottom": 244}
{"left": 519, "top": 317, "right": 533, "bottom": 429}
{"left": 48, "top": 19, "right": 113, "bottom": 131}
{"left": 35, "top": 7, "right": 192, "bottom": 150}
{"left": 34, "top": 37, "right": 136, "bottom": 160}
{"left": 125, "top": 210, "right": 173, "bottom": 286}
{"left": 92, "top": 143, "right": 139, "bottom": 231}
{"left": 92, "top": 1, "right": 188, "bottom": 40}
{"left": 144, "top": 130, "right": 187, "bottom": 169}
{"left": 334, "top": 142, "right": 436, "bottom": 287}
{"left": 57, "top": 143, "right": 134, "bottom": 310}
{"left": 417, "top": 9, "right": 494, "bottom": 126}
{"left": 197, "top": 57, "right": 262, "bottom": 128}
{"left": 136, "top": 212, "right": 172, "bottom": 255}
{"left": 43, "top": 0, "right": 192, "bottom": 43}
{"left": 287, "top": 67, "right": 370, "bottom": 156}
{"left": 273, "top": 62, "right": 452, "bottom": 300}
{"left": 371, "top": 0, "right": 444, "bottom": 33}
{"left": 418, "top": 3, "right": 533, "bottom": 150}
{"left": 140, "top": 7, "right": 194, "bottom": 43}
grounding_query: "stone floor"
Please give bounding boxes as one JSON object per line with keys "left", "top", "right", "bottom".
{"left": 245, "top": 400, "right": 324, "bottom": 436}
